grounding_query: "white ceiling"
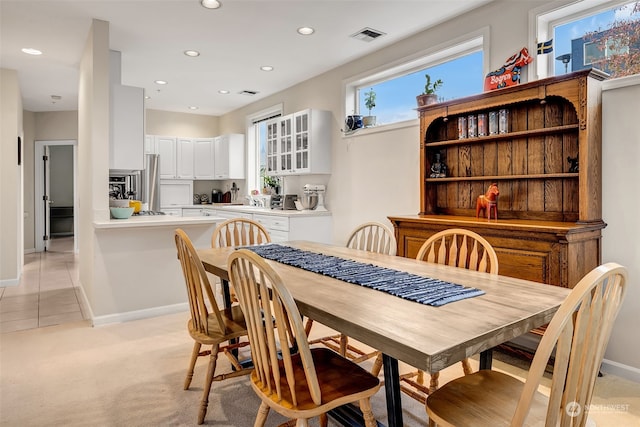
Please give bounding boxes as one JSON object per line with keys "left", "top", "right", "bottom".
{"left": 1, "top": 0, "right": 490, "bottom": 116}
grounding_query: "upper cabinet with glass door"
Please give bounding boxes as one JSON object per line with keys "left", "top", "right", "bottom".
{"left": 265, "top": 109, "right": 331, "bottom": 176}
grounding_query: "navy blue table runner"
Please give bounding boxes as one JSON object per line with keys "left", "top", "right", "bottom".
{"left": 243, "top": 244, "right": 484, "bottom": 307}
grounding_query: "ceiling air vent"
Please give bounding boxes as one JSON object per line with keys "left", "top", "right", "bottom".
{"left": 350, "top": 27, "right": 386, "bottom": 42}
{"left": 239, "top": 90, "right": 259, "bottom": 96}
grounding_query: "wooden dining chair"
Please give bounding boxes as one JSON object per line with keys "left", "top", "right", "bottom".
{"left": 212, "top": 218, "right": 271, "bottom": 303}
{"left": 228, "top": 249, "right": 381, "bottom": 427}
{"left": 307, "top": 222, "right": 397, "bottom": 364}
{"left": 426, "top": 262, "right": 628, "bottom": 427}
{"left": 211, "top": 217, "right": 271, "bottom": 248}
{"left": 174, "top": 229, "right": 253, "bottom": 425}
{"left": 383, "top": 228, "right": 498, "bottom": 404}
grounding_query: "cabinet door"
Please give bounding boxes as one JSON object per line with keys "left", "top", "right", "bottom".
{"left": 215, "top": 134, "right": 245, "bottom": 179}
{"left": 194, "top": 138, "right": 215, "bottom": 179}
{"left": 144, "top": 135, "right": 157, "bottom": 154}
{"left": 279, "top": 115, "right": 293, "bottom": 174}
{"left": 214, "top": 136, "right": 229, "bottom": 179}
{"left": 293, "top": 110, "right": 310, "bottom": 173}
{"left": 176, "top": 138, "right": 195, "bottom": 179}
{"left": 266, "top": 120, "right": 279, "bottom": 175}
{"left": 156, "top": 136, "right": 177, "bottom": 179}
{"left": 110, "top": 84, "right": 144, "bottom": 170}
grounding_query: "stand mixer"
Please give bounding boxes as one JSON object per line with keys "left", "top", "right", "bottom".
{"left": 303, "top": 184, "right": 327, "bottom": 211}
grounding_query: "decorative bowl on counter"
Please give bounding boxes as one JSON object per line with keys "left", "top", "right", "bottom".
{"left": 109, "top": 199, "right": 130, "bottom": 208}
{"left": 110, "top": 207, "right": 134, "bottom": 219}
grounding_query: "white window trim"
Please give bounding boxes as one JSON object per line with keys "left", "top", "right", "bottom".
{"left": 342, "top": 27, "right": 490, "bottom": 136}
{"left": 245, "top": 103, "right": 283, "bottom": 195}
{"left": 529, "top": 0, "right": 632, "bottom": 80}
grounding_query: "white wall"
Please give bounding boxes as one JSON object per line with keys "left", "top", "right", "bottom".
{"left": 78, "top": 19, "right": 111, "bottom": 313}
{"left": 0, "top": 68, "right": 24, "bottom": 285}
{"left": 601, "top": 75, "right": 640, "bottom": 380}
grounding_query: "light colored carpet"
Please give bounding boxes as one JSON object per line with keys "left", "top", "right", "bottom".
{"left": 1, "top": 311, "right": 638, "bottom": 426}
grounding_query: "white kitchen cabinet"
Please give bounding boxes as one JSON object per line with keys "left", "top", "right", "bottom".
{"left": 144, "top": 135, "right": 157, "bottom": 154}
{"left": 213, "top": 207, "right": 332, "bottom": 244}
{"left": 264, "top": 109, "right": 331, "bottom": 176}
{"left": 156, "top": 136, "right": 177, "bottom": 179}
{"left": 181, "top": 207, "right": 204, "bottom": 217}
{"left": 193, "top": 138, "right": 215, "bottom": 179}
{"left": 253, "top": 214, "right": 289, "bottom": 242}
{"left": 176, "top": 138, "right": 195, "bottom": 179}
{"left": 214, "top": 134, "right": 245, "bottom": 179}
{"left": 110, "top": 84, "right": 144, "bottom": 171}
{"left": 160, "top": 179, "right": 193, "bottom": 207}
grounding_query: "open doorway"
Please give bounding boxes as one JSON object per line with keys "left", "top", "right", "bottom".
{"left": 34, "top": 140, "right": 78, "bottom": 253}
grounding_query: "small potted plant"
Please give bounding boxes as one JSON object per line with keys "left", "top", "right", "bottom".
{"left": 362, "top": 88, "right": 376, "bottom": 127}
{"left": 417, "top": 74, "right": 443, "bottom": 107}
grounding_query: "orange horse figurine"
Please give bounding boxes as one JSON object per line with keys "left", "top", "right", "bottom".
{"left": 476, "top": 183, "right": 499, "bottom": 220}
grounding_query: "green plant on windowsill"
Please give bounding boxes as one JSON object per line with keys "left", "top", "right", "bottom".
{"left": 418, "top": 74, "right": 444, "bottom": 106}
{"left": 363, "top": 88, "right": 377, "bottom": 127}
{"left": 423, "top": 74, "right": 443, "bottom": 95}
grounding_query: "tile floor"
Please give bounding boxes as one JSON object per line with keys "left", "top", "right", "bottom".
{"left": 0, "top": 236, "right": 87, "bottom": 333}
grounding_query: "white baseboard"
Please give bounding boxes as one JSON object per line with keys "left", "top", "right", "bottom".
{"left": 91, "top": 303, "right": 189, "bottom": 327}
{"left": 0, "top": 277, "right": 20, "bottom": 287}
{"left": 600, "top": 358, "right": 640, "bottom": 383}
{"left": 24, "top": 248, "right": 36, "bottom": 254}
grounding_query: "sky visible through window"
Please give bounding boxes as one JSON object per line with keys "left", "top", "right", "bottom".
{"left": 357, "top": 51, "right": 484, "bottom": 125}
{"left": 553, "top": 2, "right": 637, "bottom": 75}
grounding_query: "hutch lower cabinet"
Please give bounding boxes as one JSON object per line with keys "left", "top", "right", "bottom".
{"left": 390, "top": 69, "right": 607, "bottom": 289}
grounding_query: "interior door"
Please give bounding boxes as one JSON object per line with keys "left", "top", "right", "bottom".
{"left": 43, "top": 146, "right": 51, "bottom": 251}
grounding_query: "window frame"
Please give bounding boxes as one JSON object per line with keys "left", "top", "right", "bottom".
{"left": 342, "top": 27, "right": 490, "bottom": 135}
{"left": 530, "top": 0, "right": 633, "bottom": 80}
{"left": 245, "top": 103, "right": 283, "bottom": 195}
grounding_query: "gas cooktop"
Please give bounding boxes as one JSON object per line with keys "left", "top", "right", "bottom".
{"left": 134, "top": 211, "right": 166, "bottom": 216}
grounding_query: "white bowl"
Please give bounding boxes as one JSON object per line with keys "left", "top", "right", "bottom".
{"left": 109, "top": 199, "right": 130, "bottom": 208}
{"left": 110, "top": 207, "right": 134, "bottom": 219}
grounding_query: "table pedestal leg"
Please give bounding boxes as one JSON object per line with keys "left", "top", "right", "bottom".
{"left": 382, "top": 354, "right": 403, "bottom": 427}
{"left": 479, "top": 348, "right": 493, "bottom": 370}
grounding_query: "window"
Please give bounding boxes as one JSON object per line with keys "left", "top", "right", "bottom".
{"left": 535, "top": 0, "right": 640, "bottom": 78}
{"left": 245, "top": 105, "right": 282, "bottom": 194}
{"left": 345, "top": 31, "right": 487, "bottom": 129}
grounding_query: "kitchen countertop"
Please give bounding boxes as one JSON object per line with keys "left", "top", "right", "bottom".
{"left": 170, "top": 204, "right": 332, "bottom": 217}
{"left": 93, "top": 215, "right": 225, "bottom": 229}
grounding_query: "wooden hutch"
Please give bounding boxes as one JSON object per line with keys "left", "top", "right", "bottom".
{"left": 389, "top": 69, "right": 608, "bottom": 288}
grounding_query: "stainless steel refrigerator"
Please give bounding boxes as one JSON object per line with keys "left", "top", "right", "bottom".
{"left": 141, "top": 154, "right": 161, "bottom": 211}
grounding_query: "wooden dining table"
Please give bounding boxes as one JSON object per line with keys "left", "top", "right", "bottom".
{"left": 197, "top": 241, "right": 571, "bottom": 427}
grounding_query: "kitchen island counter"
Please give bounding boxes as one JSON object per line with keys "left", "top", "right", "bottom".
{"left": 90, "top": 215, "right": 223, "bottom": 326}
{"left": 93, "top": 215, "right": 225, "bottom": 229}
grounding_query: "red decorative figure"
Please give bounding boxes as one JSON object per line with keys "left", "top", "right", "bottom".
{"left": 476, "top": 183, "right": 499, "bottom": 220}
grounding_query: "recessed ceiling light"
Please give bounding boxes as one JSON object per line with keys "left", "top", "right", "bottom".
{"left": 184, "top": 50, "right": 200, "bottom": 57}
{"left": 21, "top": 48, "right": 42, "bottom": 55}
{"left": 260, "top": 66, "right": 274, "bottom": 72}
{"left": 297, "top": 27, "right": 315, "bottom": 35}
{"left": 155, "top": 80, "right": 168, "bottom": 85}
{"left": 201, "top": 0, "right": 221, "bottom": 9}
{"left": 188, "top": 106, "right": 199, "bottom": 110}
{"left": 218, "top": 90, "right": 230, "bottom": 94}
{"left": 145, "top": 96, "right": 151, "bottom": 99}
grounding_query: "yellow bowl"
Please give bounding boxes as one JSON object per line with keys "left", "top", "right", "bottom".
{"left": 129, "top": 200, "right": 142, "bottom": 213}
